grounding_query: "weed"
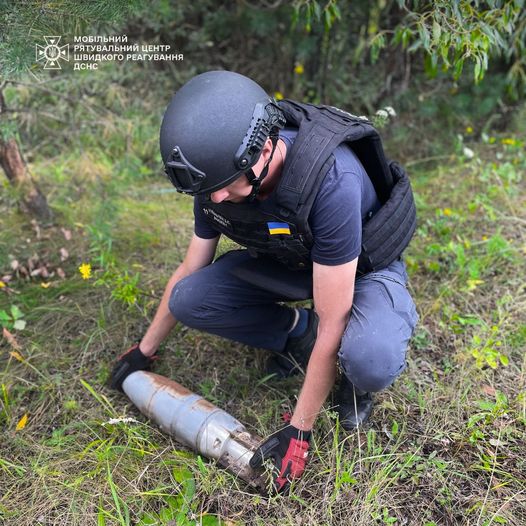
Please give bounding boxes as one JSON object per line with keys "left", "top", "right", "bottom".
{"left": 95, "top": 268, "right": 143, "bottom": 309}
{"left": 471, "top": 324, "right": 509, "bottom": 369}
{"left": 0, "top": 304, "right": 26, "bottom": 330}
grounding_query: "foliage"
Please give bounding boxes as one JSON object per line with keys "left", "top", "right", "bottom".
{"left": 391, "top": 1, "right": 525, "bottom": 91}
{"left": 292, "top": 0, "right": 342, "bottom": 32}
{"left": 295, "top": 0, "right": 526, "bottom": 99}
{"left": 0, "top": 304, "right": 26, "bottom": 331}
{"left": 471, "top": 324, "right": 509, "bottom": 369}
{"left": 0, "top": 0, "right": 142, "bottom": 78}
{"left": 95, "top": 268, "right": 143, "bottom": 309}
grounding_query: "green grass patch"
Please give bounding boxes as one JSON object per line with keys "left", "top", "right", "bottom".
{"left": 1, "top": 128, "right": 525, "bottom": 525}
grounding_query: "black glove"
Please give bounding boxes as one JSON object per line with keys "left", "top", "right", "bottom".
{"left": 249, "top": 424, "right": 311, "bottom": 492}
{"left": 110, "top": 343, "right": 157, "bottom": 391}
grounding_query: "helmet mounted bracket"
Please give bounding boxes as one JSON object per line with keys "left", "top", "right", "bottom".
{"left": 235, "top": 100, "right": 285, "bottom": 202}
{"left": 234, "top": 100, "right": 285, "bottom": 171}
{"left": 165, "top": 146, "right": 206, "bottom": 195}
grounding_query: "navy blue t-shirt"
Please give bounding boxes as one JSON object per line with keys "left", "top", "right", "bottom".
{"left": 194, "top": 128, "right": 381, "bottom": 266}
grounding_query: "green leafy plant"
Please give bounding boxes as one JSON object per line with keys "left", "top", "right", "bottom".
{"left": 467, "top": 391, "right": 509, "bottom": 445}
{"left": 292, "top": 0, "right": 341, "bottom": 33}
{"left": 94, "top": 268, "right": 143, "bottom": 308}
{"left": 391, "top": 1, "right": 526, "bottom": 93}
{"left": 0, "top": 305, "right": 26, "bottom": 331}
{"left": 108, "top": 270, "right": 142, "bottom": 307}
{"left": 87, "top": 220, "right": 145, "bottom": 309}
{"left": 471, "top": 324, "right": 509, "bottom": 369}
{"left": 137, "top": 467, "right": 220, "bottom": 526}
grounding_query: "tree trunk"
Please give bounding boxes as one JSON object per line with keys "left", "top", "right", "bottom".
{"left": 0, "top": 87, "right": 53, "bottom": 222}
{"left": 0, "top": 137, "right": 53, "bottom": 221}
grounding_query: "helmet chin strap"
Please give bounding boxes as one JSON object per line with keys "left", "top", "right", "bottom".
{"left": 245, "top": 135, "right": 279, "bottom": 202}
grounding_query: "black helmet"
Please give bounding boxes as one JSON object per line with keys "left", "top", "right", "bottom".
{"left": 160, "top": 70, "right": 285, "bottom": 196}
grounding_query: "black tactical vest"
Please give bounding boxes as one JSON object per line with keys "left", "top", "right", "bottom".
{"left": 197, "top": 100, "right": 417, "bottom": 274}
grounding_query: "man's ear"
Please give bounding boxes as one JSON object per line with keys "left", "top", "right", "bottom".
{"left": 253, "top": 138, "right": 274, "bottom": 172}
{"left": 261, "top": 137, "right": 274, "bottom": 159}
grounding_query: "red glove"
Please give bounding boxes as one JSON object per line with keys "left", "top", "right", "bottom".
{"left": 249, "top": 425, "right": 311, "bottom": 492}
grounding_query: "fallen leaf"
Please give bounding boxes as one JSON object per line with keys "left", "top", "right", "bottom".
{"left": 489, "top": 438, "right": 504, "bottom": 447}
{"left": 61, "top": 228, "right": 72, "bottom": 241}
{"left": 482, "top": 385, "right": 496, "bottom": 396}
{"left": 10, "top": 260, "right": 19, "bottom": 271}
{"left": 56, "top": 268, "right": 66, "bottom": 279}
{"left": 60, "top": 248, "right": 69, "bottom": 261}
{"left": 16, "top": 413, "right": 29, "bottom": 431}
{"left": 9, "top": 351, "right": 25, "bottom": 362}
{"left": 3, "top": 327, "right": 21, "bottom": 350}
{"left": 1, "top": 275, "right": 12, "bottom": 282}
{"left": 30, "top": 219, "right": 41, "bottom": 239}
{"left": 27, "top": 255, "right": 38, "bottom": 271}
{"left": 13, "top": 319, "right": 26, "bottom": 331}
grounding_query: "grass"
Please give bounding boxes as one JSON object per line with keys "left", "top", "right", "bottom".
{"left": 1, "top": 121, "right": 525, "bottom": 525}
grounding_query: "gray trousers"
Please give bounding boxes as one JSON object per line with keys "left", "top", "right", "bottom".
{"left": 169, "top": 250, "right": 418, "bottom": 393}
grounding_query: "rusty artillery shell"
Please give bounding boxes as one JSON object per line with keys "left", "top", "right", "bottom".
{"left": 122, "top": 371, "right": 267, "bottom": 490}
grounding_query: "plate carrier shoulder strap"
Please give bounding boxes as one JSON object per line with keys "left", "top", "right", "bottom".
{"left": 277, "top": 99, "right": 417, "bottom": 273}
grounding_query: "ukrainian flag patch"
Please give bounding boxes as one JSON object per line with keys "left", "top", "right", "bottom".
{"left": 267, "top": 222, "right": 291, "bottom": 235}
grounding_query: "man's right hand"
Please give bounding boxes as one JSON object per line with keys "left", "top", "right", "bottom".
{"left": 110, "top": 344, "right": 157, "bottom": 392}
{"left": 249, "top": 425, "right": 311, "bottom": 493}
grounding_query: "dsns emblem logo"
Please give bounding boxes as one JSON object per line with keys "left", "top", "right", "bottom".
{"left": 36, "top": 36, "right": 69, "bottom": 70}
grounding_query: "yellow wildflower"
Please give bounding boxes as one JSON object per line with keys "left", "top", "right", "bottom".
{"left": 16, "top": 413, "right": 29, "bottom": 431}
{"left": 294, "top": 63, "right": 304, "bottom": 75}
{"left": 274, "top": 91, "right": 284, "bottom": 101}
{"left": 465, "top": 126, "right": 473, "bottom": 134}
{"left": 501, "top": 138, "right": 516, "bottom": 146}
{"left": 466, "top": 279, "right": 484, "bottom": 291}
{"left": 41, "top": 282, "right": 51, "bottom": 289}
{"left": 482, "top": 235, "right": 488, "bottom": 241}
{"left": 443, "top": 208, "right": 453, "bottom": 216}
{"left": 78, "top": 263, "right": 92, "bottom": 280}
{"left": 0, "top": 281, "right": 5, "bottom": 288}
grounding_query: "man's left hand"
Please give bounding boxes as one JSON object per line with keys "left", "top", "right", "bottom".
{"left": 249, "top": 425, "right": 311, "bottom": 492}
{"left": 110, "top": 343, "right": 157, "bottom": 392}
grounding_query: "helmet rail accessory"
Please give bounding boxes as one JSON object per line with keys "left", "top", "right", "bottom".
{"left": 234, "top": 100, "right": 285, "bottom": 171}
{"left": 165, "top": 146, "right": 206, "bottom": 195}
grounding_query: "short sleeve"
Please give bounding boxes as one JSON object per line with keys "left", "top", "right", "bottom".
{"left": 193, "top": 198, "right": 220, "bottom": 239}
{"left": 309, "top": 166, "right": 363, "bottom": 266}
{"left": 308, "top": 141, "right": 380, "bottom": 266}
